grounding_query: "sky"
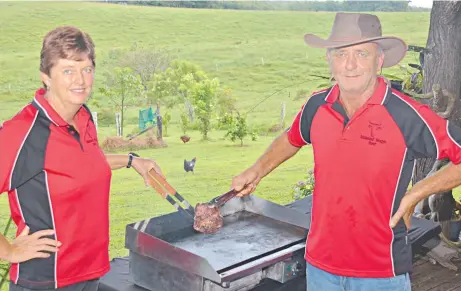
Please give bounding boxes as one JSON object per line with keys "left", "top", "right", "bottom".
{"left": 408, "top": 0, "right": 433, "bottom": 8}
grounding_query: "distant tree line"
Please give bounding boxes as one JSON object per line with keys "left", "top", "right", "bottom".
{"left": 102, "top": 1, "right": 430, "bottom": 12}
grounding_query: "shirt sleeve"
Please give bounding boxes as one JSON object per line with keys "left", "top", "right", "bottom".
{"left": 0, "top": 120, "right": 32, "bottom": 194}
{"left": 413, "top": 104, "right": 461, "bottom": 164}
{"left": 286, "top": 102, "right": 310, "bottom": 147}
{"left": 286, "top": 92, "right": 327, "bottom": 147}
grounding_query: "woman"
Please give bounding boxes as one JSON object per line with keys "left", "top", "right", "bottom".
{"left": 0, "top": 26, "right": 164, "bottom": 290}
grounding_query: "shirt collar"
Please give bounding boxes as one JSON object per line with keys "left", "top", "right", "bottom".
{"left": 32, "top": 88, "right": 90, "bottom": 127}
{"left": 324, "top": 76, "right": 389, "bottom": 105}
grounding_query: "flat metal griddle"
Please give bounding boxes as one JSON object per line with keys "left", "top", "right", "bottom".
{"left": 164, "top": 210, "right": 305, "bottom": 271}
{"left": 125, "top": 194, "right": 310, "bottom": 288}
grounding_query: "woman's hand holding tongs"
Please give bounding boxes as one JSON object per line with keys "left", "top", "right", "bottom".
{"left": 131, "top": 157, "right": 166, "bottom": 187}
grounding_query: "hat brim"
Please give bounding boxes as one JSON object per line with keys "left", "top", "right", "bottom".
{"left": 304, "top": 34, "right": 407, "bottom": 68}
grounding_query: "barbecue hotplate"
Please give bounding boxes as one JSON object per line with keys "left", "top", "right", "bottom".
{"left": 125, "top": 194, "right": 311, "bottom": 288}
{"left": 162, "top": 210, "right": 306, "bottom": 271}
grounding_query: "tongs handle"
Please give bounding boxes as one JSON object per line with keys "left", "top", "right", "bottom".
{"left": 147, "top": 169, "right": 195, "bottom": 218}
{"left": 148, "top": 169, "right": 176, "bottom": 196}
{"left": 146, "top": 169, "right": 169, "bottom": 199}
{"left": 211, "top": 189, "right": 239, "bottom": 207}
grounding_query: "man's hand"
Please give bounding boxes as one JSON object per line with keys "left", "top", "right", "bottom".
{"left": 389, "top": 194, "right": 420, "bottom": 230}
{"left": 5, "top": 226, "right": 61, "bottom": 263}
{"left": 231, "top": 167, "right": 261, "bottom": 197}
{"left": 131, "top": 157, "right": 165, "bottom": 187}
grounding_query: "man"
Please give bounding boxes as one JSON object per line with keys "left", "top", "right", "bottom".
{"left": 231, "top": 12, "right": 461, "bottom": 290}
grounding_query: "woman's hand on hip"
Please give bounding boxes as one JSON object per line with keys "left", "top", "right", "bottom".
{"left": 6, "top": 226, "right": 61, "bottom": 263}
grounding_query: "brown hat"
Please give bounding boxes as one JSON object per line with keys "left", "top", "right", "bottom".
{"left": 304, "top": 12, "right": 407, "bottom": 68}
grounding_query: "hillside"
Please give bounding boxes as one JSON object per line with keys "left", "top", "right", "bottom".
{"left": 0, "top": 2, "right": 430, "bottom": 125}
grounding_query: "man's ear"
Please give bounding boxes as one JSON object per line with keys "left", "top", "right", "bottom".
{"left": 377, "top": 52, "right": 385, "bottom": 72}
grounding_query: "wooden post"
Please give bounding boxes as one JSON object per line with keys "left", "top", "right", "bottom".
{"left": 92, "top": 112, "right": 98, "bottom": 133}
{"left": 156, "top": 103, "right": 162, "bottom": 140}
{"left": 115, "top": 112, "right": 121, "bottom": 137}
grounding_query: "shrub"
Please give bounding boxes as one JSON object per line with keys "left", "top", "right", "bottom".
{"left": 97, "top": 108, "right": 116, "bottom": 127}
{"left": 292, "top": 169, "right": 315, "bottom": 200}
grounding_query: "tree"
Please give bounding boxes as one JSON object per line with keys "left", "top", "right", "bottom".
{"left": 223, "top": 111, "right": 258, "bottom": 147}
{"left": 180, "top": 112, "right": 189, "bottom": 135}
{"left": 412, "top": 2, "right": 461, "bottom": 237}
{"left": 102, "top": 43, "right": 173, "bottom": 91}
{"left": 190, "top": 78, "right": 219, "bottom": 140}
{"left": 149, "top": 60, "right": 206, "bottom": 109}
{"left": 99, "top": 67, "right": 144, "bottom": 136}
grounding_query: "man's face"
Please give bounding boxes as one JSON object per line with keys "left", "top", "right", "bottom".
{"left": 327, "top": 42, "right": 384, "bottom": 95}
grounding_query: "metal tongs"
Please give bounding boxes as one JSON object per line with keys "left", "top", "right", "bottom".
{"left": 146, "top": 168, "right": 196, "bottom": 219}
{"left": 206, "top": 188, "right": 240, "bottom": 208}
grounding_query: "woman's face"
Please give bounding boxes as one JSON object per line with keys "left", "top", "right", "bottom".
{"left": 41, "top": 55, "right": 94, "bottom": 106}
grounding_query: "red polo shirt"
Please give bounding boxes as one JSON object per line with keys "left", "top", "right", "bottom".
{"left": 287, "top": 77, "right": 461, "bottom": 277}
{"left": 0, "top": 88, "right": 112, "bottom": 288}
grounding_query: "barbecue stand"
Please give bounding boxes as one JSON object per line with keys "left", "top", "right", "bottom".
{"left": 125, "top": 195, "right": 310, "bottom": 291}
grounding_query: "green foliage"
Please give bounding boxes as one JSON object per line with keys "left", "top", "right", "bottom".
{"left": 100, "top": 43, "right": 173, "bottom": 92}
{"left": 98, "top": 67, "right": 145, "bottom": 136}
{"left": 97, "top": 108, "right": 116, "bottom": 127}
{"left": 180, "top": 112, "right": 189, "bottom": 135}
{"left": 216, "top": 88, "right": 237, "bottom": 116}
{"left": 382, "top": 64, "right": 423, "bottom": 97}
{"left": 222, "top": 111, "right": 258, "bottom": 146}
{"left": 162, "top": 111, "right": 172, "bottom": 136}
{"left": 189, "top": 78, "right": 220, "bottom": 140}
{"left": 292, "top": 169, "right": 315, "bottom": 201}
{"left": 216, "top": 111, "right": 234, "bottom": 130}
{"left": 149, "top": 60, "right": 207, "bottom": 108}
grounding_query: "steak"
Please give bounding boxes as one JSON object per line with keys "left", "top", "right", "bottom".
{"left": 193, "top": 203, "right": 223, "bottom": 234}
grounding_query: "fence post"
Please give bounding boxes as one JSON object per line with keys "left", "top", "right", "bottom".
{"left": 156, "top": 104, "right": 162, "bottom": 140}
{"left": 92, "top": 112, "right": 98, "bottom": 133}
{"left": 115, "top": 112, "right": 121, "bottom": 136}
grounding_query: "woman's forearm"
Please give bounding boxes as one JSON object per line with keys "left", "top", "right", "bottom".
{"left": 105, "top": 154, "right": 131, "bottom": 170}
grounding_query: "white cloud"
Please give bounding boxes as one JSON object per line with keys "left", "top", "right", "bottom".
{"left": 409, "top": 0, "right": 433, "bottom": 8}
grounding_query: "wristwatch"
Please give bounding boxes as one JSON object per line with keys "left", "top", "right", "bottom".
{"left": 127, "top": 152, "right": 140, "bottom": 168}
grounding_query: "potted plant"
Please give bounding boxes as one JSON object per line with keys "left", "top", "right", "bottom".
{"left": 447, "top": 208, "right": 461, "bottom": 242}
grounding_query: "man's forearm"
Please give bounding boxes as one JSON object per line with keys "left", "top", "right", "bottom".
{"left": 251, "top": 131, "right": 301, "bottom": 178}
{"left": 407, "top": 162, "right": 461, "bottom": 201}
{"left": 105, "top": 154, "right": 130, "bottom": 170}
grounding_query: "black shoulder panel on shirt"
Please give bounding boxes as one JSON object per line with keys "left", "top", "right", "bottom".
{"left": 448, "top": 121, "right": 461, "bottom": 148}
{"left": 384, "top": 92, "right": 437, "bottom": 160}
{"left": 10, "top": 114, "right": 50, "bottom": 190}
{"left": 82, "top": 103, "right": 94, "bottom": 123}
{"left": 299, "top": 89, "right": 330, "bottom": 144}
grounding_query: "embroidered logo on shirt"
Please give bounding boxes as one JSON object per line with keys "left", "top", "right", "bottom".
{"left": 360, "top": 121, "right": 387, "bottom": 145}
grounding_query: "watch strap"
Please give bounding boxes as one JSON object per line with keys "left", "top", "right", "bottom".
{"left": 127, "top": 152, "right": 139, "bottom": 168}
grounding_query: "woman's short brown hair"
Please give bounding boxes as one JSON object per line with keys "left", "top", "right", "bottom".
{"left": 40, "top": 26, "right": 95, "bottom": 84}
